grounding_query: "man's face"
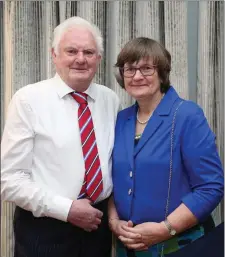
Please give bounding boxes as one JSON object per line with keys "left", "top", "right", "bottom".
{"left": 52, "top": 27, "right": 101, "bottom": 91}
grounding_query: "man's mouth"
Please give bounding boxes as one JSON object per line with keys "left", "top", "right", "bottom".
{"left": 71, "top": 68, "right": 87, "bottom": 72}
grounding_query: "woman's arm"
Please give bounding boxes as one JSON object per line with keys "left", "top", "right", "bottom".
{"left": 108, "top": 195, "right": 120, "bottom": 221}
{"left": 108, "top": 196, "right": 142, "bottom": 243}
{"left": 180, "top": 104, "right": 224, "bottom": 221}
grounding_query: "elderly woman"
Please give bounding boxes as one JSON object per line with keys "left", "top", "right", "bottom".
{"left": 108, "top": 37, "right": 224, "bottom": 257}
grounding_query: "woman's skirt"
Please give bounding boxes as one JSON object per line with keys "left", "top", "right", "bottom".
{"left": 115, "top": 224, "right": 204, "bottom": 257}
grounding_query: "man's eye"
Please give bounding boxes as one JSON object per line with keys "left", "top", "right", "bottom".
{"left": 84, "top": 51, "right": 94, "bottom": 56}
{"left": 67, "top": 49, "right": 76, "bottom": 54}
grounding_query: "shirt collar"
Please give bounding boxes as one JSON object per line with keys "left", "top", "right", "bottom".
{"left": 53, "top": 73, "right": 97, "bottom": 101}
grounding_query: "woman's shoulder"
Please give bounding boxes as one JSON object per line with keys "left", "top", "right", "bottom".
{"left": 177, "top": 99, "right": 205, "bottom": 121}
{"left": 117, "top": 104, "right": 136, "bottom": 119}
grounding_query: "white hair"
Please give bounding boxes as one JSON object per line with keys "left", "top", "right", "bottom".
{"left": 52, "top": 16, "right": 104, "bottom": 55}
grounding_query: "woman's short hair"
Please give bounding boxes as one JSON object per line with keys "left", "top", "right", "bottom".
{"left": 114, "top": 37, "right": 171, "bottom": 93}
{"left": 52, "top": 16, "right": 103, "bottom": 56}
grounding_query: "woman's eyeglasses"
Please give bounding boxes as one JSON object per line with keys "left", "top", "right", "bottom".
{"left": 120, "top": 66, "right": 156, "bottom": 78}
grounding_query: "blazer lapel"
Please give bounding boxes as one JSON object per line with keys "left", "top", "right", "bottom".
{"left": 134, "top": 114, "right": 163, "bottom": 157}
{"left": 124, "top": 106, "right": 136, "bottom": 170}
{"left": 133, "top": 86, "right": 180, "bottom": 157}
{"left": 123, "top": 86, "right": 180, "bottom": 165}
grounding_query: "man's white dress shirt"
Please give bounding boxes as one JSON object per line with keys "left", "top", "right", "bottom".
{"left": 1, "top": 74, "right": 120, "bottom": 222}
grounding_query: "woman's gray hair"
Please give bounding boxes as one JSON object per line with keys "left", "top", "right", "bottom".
{"left": 52, "top": 16, "right": 103, "bottom": 55}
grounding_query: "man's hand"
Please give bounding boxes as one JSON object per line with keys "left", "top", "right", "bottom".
{"left": 67, "top": 199, "right": 103, "bottom": 231}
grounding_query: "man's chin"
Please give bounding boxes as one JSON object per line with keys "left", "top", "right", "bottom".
{"left": 68, "top": 74, "right": 93, "bottom": 85}
{"left": 69, "top": 74, "right": 89, "bottom": 80}
{"left": 70, "top": 69, "right": 88, "bottom": 74}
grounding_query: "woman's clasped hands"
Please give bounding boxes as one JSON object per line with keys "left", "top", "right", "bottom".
{"left": 110, "top": 219, "right": 170, "bottom": 251}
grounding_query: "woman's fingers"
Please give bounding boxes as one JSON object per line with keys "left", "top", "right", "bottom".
{"left": 119, "top": 229, "right": 141, "bottom": 239}
{"left": 126, "top": 242, "right": 147, "bottom": 250}
{"left": 119, "top": 235, "right": 142, "bottom": 244}
{"left": 136, "top": 246, "right": 148, "bottom": 251}
{"left": 122, "top": 225, "right": 138, "bottom": 233}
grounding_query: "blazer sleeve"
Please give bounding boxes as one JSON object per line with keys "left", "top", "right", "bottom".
{"left": 180, "top": 104, "right": 224, "bottom": 222}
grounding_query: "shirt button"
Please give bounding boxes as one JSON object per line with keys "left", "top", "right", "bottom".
{"left": 128, "top": 189, "right": 132, "bottom": 195}
{"left": 129, "top": 171, "right": 133, "bottom": 178}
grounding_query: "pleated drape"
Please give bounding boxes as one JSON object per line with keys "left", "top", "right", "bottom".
{"left": 1, "top": 2, "right": 224, "bottom": 257}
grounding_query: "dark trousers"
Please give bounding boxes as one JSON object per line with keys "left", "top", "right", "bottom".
{"left": 13, "top": 198, "right": 112, "bottom": 257}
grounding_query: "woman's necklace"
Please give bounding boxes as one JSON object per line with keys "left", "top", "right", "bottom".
{"left": 136, "top": 93, "right": 165, "bottom": 125}
{"left": 136, "top": 110, "right": 152, "bottom": 124}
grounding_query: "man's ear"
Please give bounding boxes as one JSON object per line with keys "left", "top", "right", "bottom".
{"left": 51, "top": 48, "right": 57, "bottom": 63}
{"left": 97, "top": 54, "right": 102, "bottom": 64}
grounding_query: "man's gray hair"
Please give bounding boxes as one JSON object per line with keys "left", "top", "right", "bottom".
{"left": 52, "top": 16, "right": 103, "bottom": 55}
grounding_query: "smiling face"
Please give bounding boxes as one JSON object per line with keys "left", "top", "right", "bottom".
{"left": 123, "top": 58, "right": 161, "bottom": 100}
{"left": 52, "top": 27, "right": 101, "bottom": 91}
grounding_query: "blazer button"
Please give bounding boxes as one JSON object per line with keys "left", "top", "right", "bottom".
{"left": 128, "top": 189, "right": 132, "bottom": 195}
{"left": 129, "top": 171, "right": 133, "bottom": 178}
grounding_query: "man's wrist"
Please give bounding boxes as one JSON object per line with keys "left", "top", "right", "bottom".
{"left": 47, "top": 196, "right": 73, "bottom": 222}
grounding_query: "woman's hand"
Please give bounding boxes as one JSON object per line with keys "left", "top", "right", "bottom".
{"left": 109, "top": 219, "right": 146, "bottom": 249}
{"left": 119, "top": 221, "right": 170, "bottom": 250}
{"left": 109, "top": 219, "right": 139, "bottom": 238}
{"left": 109, "top": 218, "right": 127, "bottom": 237}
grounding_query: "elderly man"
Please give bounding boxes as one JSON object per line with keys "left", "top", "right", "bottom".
{"left": 1, "top": 16, "right": 120, "bottom": 257}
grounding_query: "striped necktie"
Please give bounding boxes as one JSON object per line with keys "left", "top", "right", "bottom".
{"left": 71, "top": 92, "right": 103, "bottom": 203}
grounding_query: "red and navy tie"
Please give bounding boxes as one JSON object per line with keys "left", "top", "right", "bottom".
{"left": 71, "top": 92, "right": 103, "bottom": 203}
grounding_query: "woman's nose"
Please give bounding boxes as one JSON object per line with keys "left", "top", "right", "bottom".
{"left": 133, "top": 69, "right": 144, "bottom": 80}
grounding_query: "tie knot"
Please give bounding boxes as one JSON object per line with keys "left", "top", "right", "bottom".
{"left": 71, "top": 92, "right": 88, "bottom": 105}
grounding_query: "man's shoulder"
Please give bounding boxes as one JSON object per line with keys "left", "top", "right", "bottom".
{"left": 93, "top": 83, "right": 117, "bottom": 96}
{"left": 14, "top": 78, "right": 54, "bottom": 98}
{"left": 92, "top": 83, "right": 120, "bottom": 104}
{"left": 13, "top": 78, "right": 55, "bottom": 103}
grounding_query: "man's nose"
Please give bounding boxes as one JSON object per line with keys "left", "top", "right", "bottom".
{"left": 75, "top": 52, "right": 86, "bottom": 63}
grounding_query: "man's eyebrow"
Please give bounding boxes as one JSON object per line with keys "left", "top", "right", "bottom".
{"left": 83, "top": 48, "right": 96, "bottom": 51}
{"left": 64, "top": 46, "right": 76, "bottom": 50}
{"left": 64, "top": 47, "right": 96, "bottom": 51}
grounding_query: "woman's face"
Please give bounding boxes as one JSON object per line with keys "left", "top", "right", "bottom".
{"left": 123, "top": 58, "right": 161, "bottom": 100}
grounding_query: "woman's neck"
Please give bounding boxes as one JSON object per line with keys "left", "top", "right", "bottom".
{"left": 137, "top": 91, "right": 164, "bottom": 115}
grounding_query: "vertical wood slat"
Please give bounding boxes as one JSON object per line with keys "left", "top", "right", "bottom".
{"left": 106, "top": 1, "right": 134, "bottom": 108}
{"left": 197, "top": 1, "right": 223, "bottom": 226}
{"left": 197, "top": 2, "right": 215, "bottom": 127}
{"left": 41, "top": 1, "right": 58, "bottom": 79}
{"left": 135, "top": 1, "right": 161, "bottom": 40}
{"left": 164, "top": 1, "right": 189, "bottom": 100}
{"left": 215, "top": 1, "right": 224, "bottom": 222}
{"left": 2, "top": 2, "right": 16, "bottom": 255}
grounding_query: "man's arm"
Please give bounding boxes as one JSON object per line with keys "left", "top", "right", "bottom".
{"left": 1, "top": 91, "right": 73, "bottom": 222}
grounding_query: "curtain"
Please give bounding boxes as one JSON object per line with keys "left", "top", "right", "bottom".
{"left": 1, "top": 1, "right": 224, "bottom": 257}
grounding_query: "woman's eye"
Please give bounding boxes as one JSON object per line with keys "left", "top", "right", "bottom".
{"left": 125, "top": 68, "right": 134, "bottom": 72}
{"left": 142, "top": 66, "right": 152, "bottom": 71}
